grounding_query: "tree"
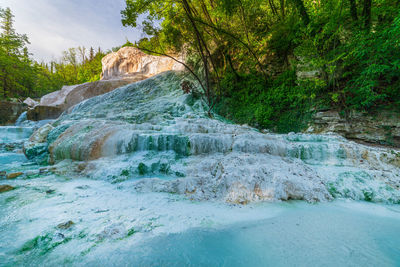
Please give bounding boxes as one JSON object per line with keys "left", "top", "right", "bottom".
{"left": 0, "top": 7, "right": 30, "bottom": 98}
{"left": 0, "top": 7, "right": 107, "bottom": 100}
{"left": 349, "top": 0, "right": 358, "bottom": 21}
{"left": 291, "top": 0, "right": 310, "bottom": 25}
{"left": 362, "top": 0, "right": 372, "bottom": 29}
{"left": 121, "top": 0, "right": 400, "bottom": 132}
{"left": 89, "top": 46, "right": 94, "bottom": 61}
{"left": 78, "top": 46, "right": 87, "bottom": 64}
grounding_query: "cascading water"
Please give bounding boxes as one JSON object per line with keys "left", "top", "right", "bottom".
{"left": 1, "top": 71, "right": 399, "bottom": 266}
{"left": 14, "top": 111, "right": 27, "bottom": 126}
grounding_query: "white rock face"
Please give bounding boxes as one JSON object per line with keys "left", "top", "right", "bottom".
{"left": 27, "top": 71, "right": 400, "bottom": 204}
{"left": 28, "top": 80, "right": 135, "bottom": 121}
{"left": 39, "top": 85, "right": 80, "bottom": 108}
{"left": 101, "top": 47, "right": 184, "bottom": 80}
{"left": 23, "top": 97, "right": 38, "bottom": 108}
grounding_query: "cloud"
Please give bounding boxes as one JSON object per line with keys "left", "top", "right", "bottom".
{"left": 0, "top": 0, "right": 142, "bottom": 61}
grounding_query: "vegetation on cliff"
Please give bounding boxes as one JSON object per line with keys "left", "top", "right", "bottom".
{"left": 122, "top": 0, "right": 400, "bottom": 132}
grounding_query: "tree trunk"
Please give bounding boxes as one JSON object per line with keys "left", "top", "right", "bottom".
{"left": 226, "top": 53, "right": 240, "bottom": 81}
{"left": 362, "top": 0, "right": 371, "bottom": 30}
{"left": 268, "top": 0, "right": 279, "bottom": 17}
{"left": 2, "top": 76, "right": 7, "bottom": 98}
{"left": 349, "top": 0, "right": 358, "bottom": 21}
{"left": 280, "top": 0, "right": 286, "bottom": 19}
{"left": 181, "top": 0, "right": 213, "bottom": 108}
{"left": 292, "top": 0, "right": 310, "bottom": 25}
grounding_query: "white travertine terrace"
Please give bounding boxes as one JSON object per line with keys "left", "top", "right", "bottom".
{"left": 25, "top": 71, "right": 400, "bottom": 204}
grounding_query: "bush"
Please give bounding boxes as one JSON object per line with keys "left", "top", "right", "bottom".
{"left": 342, "top": 13, "right": 400, "bottom": 111}
{"left": 216, "top": 70, "right": 321, "bottom": 133}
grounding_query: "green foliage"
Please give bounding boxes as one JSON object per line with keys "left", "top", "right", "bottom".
{"left": 268, "top": 15, "right": 302, "bottom": 65}
{"left": 217, "top": 70, "right": 320, "bottom": 132}
{"left": 0, "top": 7, "right": 105, "bottom": 100}
{"left": 121, "top": 0, "right": 400, "bottom": 133}
{"left": 341, "top": 13, "right": 400, "bottom": 110}
{"left": 294, "top": 2, "right": 400, "bottom": 112}
{"left": 0, "top": 7, "right": 31, "bottom": 98}
{"left": 2, "top": 0, "right": 400, "bottom": 133}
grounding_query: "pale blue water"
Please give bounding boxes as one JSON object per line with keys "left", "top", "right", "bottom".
{"left": 87, "top": 202, "right": 400, "bottom": 267}
{"left": 1, "top": 126, "right": 400, "bottom": 267}
{"left": 0, "top": 127, "right": 32, "bottom": 143}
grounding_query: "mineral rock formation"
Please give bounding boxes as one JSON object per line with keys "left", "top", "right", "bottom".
{"left": 308, "top": 110, "right": 400, "bottom": 148}
{"left": 25, "top": 71, "right": 400, "bottom": 204}
{"left": 23, "top": 97, "right": 38, "bottom": 107}
{"left": 101, "top": 46, "right": 184, "bottom": 80}
{"left": 28, "top": 47, "right": 184, "bottom": 121}
{"left": 6, "top": 172, "right": 23, "bottom": 179}
{"left": 0, "top": 185, "right": 14, "bottom": 193}
{"left": 39, "top": 85, "right": 78, "bottom": 107}
{"left": 26, "top": 105, "right": 63, "bottom": 121}
{"left": 23, "top": 123, "right": 54, "bottom": 162}
{"left": 27, "top": 80, "right": 134, "bottom": 121}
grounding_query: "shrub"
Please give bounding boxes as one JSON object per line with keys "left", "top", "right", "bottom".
{"left": 216, "top": 70, "right": 321, "bottom": 133}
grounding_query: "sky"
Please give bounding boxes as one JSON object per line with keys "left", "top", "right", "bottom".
{"left": 0, "top": 0, "right": 143, "bottom": 62}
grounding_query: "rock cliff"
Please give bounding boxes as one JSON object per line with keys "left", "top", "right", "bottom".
{"left": 101, "top": 46, "right": 184, "bottom": 80}
{"left": 308, "top": 110, "right": 400, "bottom": 148}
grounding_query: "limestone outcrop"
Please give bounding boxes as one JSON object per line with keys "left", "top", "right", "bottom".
{"left": 27, "top": 79, "right": 135, "bottom": 121}
{"left": 101, "top": 46, "right": 184, "bottom": 80}
{"left": 308, "top": 110, "right": 400, "bottom": 147}
{"left": 27, "top": 47, "right": 184, "bottom": 121}
{"left": 25, "top": 72, "right": 400, "bottom": 204}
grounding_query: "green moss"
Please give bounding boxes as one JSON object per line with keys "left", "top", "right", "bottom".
{"left": 327, "top": 183, "right": 339, "bottom": 197}
{"left": 78, "top": 231, "right": 88, "bottom": 239}
{"left": 363, "top": 191, "right": 374, "bottom": 202}
{"left": 137, "top": 163, "right": 148, "bottom": 175}
{"left": 120, "top": 169, "right": 130, "bottom": 176}
{"left": 127, "top": 227, "right": 136, "bottom": 237}
{"left": 175, "top": 171, "right": 185, "bottom": 177}
{"left": 19, "top": 233, "right": 72, "bottom": 256}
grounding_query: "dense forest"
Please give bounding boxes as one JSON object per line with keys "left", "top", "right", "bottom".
{"left": 122, "top": 0, "right": 400, "bottom": 132}
{"left": 0, "top": 7, "right": 105, "bottom": 100}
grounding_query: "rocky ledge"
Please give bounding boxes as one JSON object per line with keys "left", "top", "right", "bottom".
{"left": 308, "top": 110, "right": 400, "bottom": 148}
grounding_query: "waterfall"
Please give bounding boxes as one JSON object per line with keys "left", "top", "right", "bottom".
{"left": 14, "top": 111, "right": 27, "bottom": 126}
